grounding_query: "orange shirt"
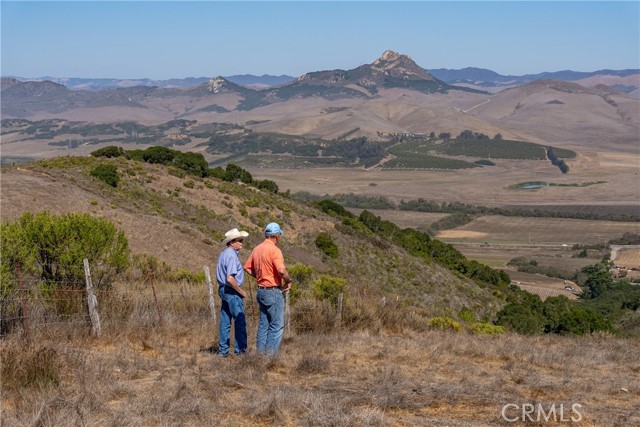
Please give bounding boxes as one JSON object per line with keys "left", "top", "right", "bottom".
{"left": 244, "top": 239, "right": 285, "bottom": 287}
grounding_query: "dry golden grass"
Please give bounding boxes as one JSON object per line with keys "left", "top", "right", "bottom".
{"left": 2, "top": 280, "right": 639, "bottom": 427}
{"left": 614, "top": 248, "right": 640, "bottom": 269}
{"left": 435, "top": 216, "right": 640, "bottom": 246}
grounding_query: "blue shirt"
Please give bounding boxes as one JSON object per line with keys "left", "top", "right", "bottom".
{"left": 216, "top": 246, "right": 244, "bottom": 288}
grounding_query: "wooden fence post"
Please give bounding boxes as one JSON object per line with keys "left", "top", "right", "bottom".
{"left": 146, "top": 264, "right": 163, "bottom": 327}
{"left": 16, "top": 264, "right": 31, "bottom": 345}
{"left": 204, "top": 266, "right": 217, "bottom": 325}
{"left": 335, "top": 293, "right": 343, "bottom": 328}
{"left": 83, "top": 258, "right": 102, "bottom": 337}
{"left": 285, "top": 291, "right": 291, "bottom": 336}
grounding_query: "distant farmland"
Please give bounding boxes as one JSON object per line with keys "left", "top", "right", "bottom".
{"left": 437, "top": 215, "right": 640, "bottom": 245}
{"left": 506, "top": 204, "right": 640, "bottom": 217}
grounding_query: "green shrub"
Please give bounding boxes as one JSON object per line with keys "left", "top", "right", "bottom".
{"left": 224, "top": 163, "right": 253, "bottom": 184}
{"left": 91, "top": 146, "right": 125, "bottom": 158}
{"left": 255, "top": 179, "right": 279, "bottom": 194}
{"left": 458, "top": 306, "right": 476, "bottom": 323}
{"left": 1, "top": 212, "right": 130, "bottom": 290}
{"left": 183, "top": 180, "right": 195, "bottom": 189}
{"left": 289, "top": 264, "right": 314, "bottom": 285}
{"left": 167, "top": 268, "right": 205, "bottom": 283}
{"left": 469, "top": 322, "right": 505, "bottom": 335}
{"left": 208, "top": 167, "right": 226, "bottom": 180}
{"left": 312, "top": 275, "right": 347, "bottom": 308}
{"left": 288, "top": 264, "right": 314, "bottom": 304}
{"left": 90, "top": 163, "right": 119, "bottom": 187}
{"left": 496, "top": 302, "right": 546, "bottom": 335}
{"left": 315, "top": 232, "right": 339, "bottom": 258}
{"left": 428, "top": 316, "right": 462, "bottom": 332}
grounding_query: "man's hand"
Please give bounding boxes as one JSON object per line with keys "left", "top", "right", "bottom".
{"left": 227, "top": 275, "right": 246, "bottom": 298}
{"left": 282, "top": 280, "right": 292, "bottom": 292}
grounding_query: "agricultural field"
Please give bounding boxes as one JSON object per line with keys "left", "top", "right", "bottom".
{"left": 339, "top": 208, "right": 634, "bottom": 299}
{"left": 388, "top": 137, "right": 569, "bottom": 160}
{"left": 612, "top": 247, "right": 640, "bottom": 269}
{"left": 509, "top": 275, "right": 581, "bottom": 300}
{"left": 254, "top": 149, "right": 640, "bottom": 210}
{"left": 451, "top": 244, "right": 596, "bottom": 271}
{"left": 436, "top": 215, "right": 639, "bottom": 246}
{"left": 382, "top": 153, "right": 478, "bottom": 169}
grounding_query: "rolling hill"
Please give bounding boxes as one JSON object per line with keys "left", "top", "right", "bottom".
{"left": 1, "top": 50, "right": 638, "bottom": 159}
{"left": 0, "top": 156, "right": 506, "bottom": 319}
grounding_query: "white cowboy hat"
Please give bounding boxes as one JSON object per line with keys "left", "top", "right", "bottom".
{"left": 222, "top": 228, "right": 249, "bottom": 245}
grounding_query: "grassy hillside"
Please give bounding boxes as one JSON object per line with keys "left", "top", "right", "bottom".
{"left": 0, "top": 156, "right": 504, "bottom": 319}
{"left": 2, "top": 156, "right": 639, "bottom": 426}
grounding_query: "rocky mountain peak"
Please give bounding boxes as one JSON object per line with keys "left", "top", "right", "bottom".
{"left": 208, "top": 76, "right": 227, "bottom": 93}
{"left": 375, "top": 50, "right": 408, "bottom": 65}
{"left": 371, "top": 50, "right": 432, "bottom": 80}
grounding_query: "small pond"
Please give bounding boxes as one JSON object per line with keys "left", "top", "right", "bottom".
{"left": 515, "top": 182, "right": 548, "bottom": 189}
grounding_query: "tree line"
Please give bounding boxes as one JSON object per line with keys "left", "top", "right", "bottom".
{"left": 91, "top": 146, "right": 279, "bottom": 193}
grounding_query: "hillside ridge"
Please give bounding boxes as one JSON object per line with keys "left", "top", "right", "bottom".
{"left": 0, "top": 156, "right": 505, "bottom": 319}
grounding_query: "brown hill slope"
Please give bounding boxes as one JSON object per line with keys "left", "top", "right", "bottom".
{"left": 2, "top": 52, "right": 638, "bottom": 156}
{"left": 469, "top": 80, "right": 640, "bottom": 152}
{"left": 0, "top": 157, "right": 502, "bottom": 317}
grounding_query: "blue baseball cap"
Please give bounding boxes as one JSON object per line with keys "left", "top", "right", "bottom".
{"left": 264, "top": 222, "right": 283, "bottom": 236}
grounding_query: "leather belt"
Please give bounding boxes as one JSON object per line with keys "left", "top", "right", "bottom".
{"left": 257, "top": 285, "right": 281, "bottom": 290}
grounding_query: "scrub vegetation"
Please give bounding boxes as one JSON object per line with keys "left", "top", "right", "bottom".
{"left": 1, "top": 154, "right": 638, "bottom": 426}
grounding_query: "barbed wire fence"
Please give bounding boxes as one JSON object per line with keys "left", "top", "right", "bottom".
{"left": 1, "top": 261, "right": 346, "bottom": 343}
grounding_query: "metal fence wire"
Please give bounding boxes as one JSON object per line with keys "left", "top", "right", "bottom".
{"left": 0, "top": 263, "right": 346, "bottom": 341}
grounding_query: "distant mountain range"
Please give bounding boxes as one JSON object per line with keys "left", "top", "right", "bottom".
{"left": 429, "top": 67, "right": 639, "bottom": 91}
{"left": 3, "top": 75, "right": 295, "bottom": 91}
{"left": 2, "top": 50, "right": 639, "bottom": 157}
{"left": 6, "top": 58, "right": 638, "bottom": 94}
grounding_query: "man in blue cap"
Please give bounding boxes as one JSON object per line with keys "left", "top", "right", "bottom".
{"left": 244, "top": 222, "right": 292, "bottom": 355}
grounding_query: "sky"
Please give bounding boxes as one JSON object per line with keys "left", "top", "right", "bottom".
{"left": 1, "top": 1, "right": 639, "bottom": 80}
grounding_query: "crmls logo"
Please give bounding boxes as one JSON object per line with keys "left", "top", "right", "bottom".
{"left": 501, "top": 403, "right": 583, "bottom": 423}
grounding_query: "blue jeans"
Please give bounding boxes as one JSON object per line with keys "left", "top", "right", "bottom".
{"left": 256, "top": 288, "right": 285, "bottom": 355}
{"left": 218, "top": 287, "right": 247, "bottom": 356}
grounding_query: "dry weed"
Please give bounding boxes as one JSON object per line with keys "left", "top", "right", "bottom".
{"left": 2, "top": 280, "right": 639, "bottom": 426}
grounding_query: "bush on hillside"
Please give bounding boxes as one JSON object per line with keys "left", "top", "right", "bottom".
{"left": 208, "top": 167, "right": 226, "bottom": 180}
{"left": 312, "top": 275, "right": 348, "bottom": 308}
{"left": 0, "top": 212, "right": 130, "bottom": 291}
{"left": 428, "top": 316, "right": 462, "bottom": 332}
{"left": 90, "top": 164, "right": 120, "bottom": 187}
{"left": 469, "top": 322, "right": 505, "bottom": 335}
{"left": 223, "top": 163, "right": 253, "bottom": 184}
{"left": 315, "top": 232, "right": 339, "bottom": 258}
{"left": 254, "top": 179, "right": 279, "bottom": 194}
{"left": 91, "top": 146, "right": 125, "bottom": 158}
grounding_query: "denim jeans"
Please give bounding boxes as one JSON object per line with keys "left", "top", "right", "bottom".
{"left": 218, "top": 287, "right": 247, "bottom": 356}
{"left": 256, "top": 288, "right": 285, "bottom": 355}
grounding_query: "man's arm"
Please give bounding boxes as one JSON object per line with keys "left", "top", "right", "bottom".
{"left": 278, "top": 266, "right": 292, "bottom": 292}
{"left": 226, "top": 274, "right": 247, "bottom": 298}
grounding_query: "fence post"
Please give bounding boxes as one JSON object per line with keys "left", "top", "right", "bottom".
{"left": 335, "top": 293, "right": 343, "bottom": 328}
{"left": 83, "top": 258, "right": 102, "bottom": 337}
{"left": 146, "top": 264, "right": 164, "bottom": 327}
{"left": 204, "top": 266, "right": 217, "bottom": 325}
{"left": 285, "top": 291, "right": 291, "bottom": 336}
{"left": 16, "top": 264, "right": 31, "bottom": 345}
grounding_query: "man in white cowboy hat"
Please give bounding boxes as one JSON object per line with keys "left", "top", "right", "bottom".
{"left": 216, "top": 228, "right": 249, "bottom": 357}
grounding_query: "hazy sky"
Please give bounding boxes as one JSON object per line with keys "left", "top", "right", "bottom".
{"left": 2, "top": 1, "right": 639, "bottom": 79}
